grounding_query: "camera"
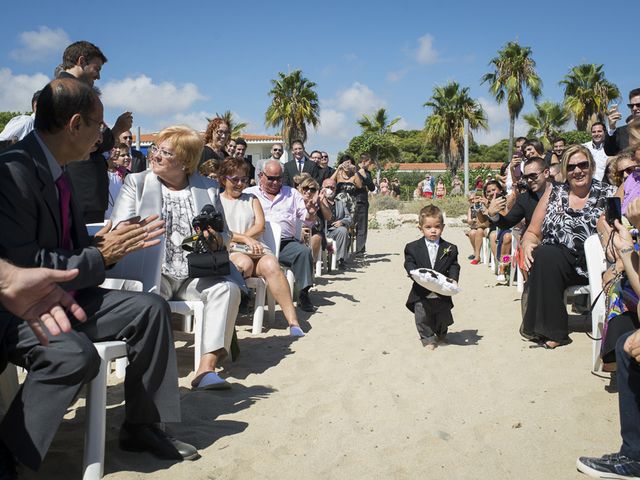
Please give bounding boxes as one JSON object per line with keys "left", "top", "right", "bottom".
{"left": 192, "top": 204, "right": 225, "bottom": 233}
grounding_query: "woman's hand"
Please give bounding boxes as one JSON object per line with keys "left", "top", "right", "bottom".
{"left": 627, "top": 199, "right": 640, "bottom": 229}
{"left": 203, "top": 228, "right": 223, "bottom": 251}
{"left": 522, "top": 241, "right": 538, "bottom": 272}
{"left": 243, "top": 236, "right": 263, "bottom": 256}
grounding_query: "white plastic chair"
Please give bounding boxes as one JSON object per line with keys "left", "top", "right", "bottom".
{"left": 583, "top": 234, "right": 607, "bottom": 372}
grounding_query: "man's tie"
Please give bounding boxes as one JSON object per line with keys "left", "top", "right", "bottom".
{"left": 428, "top": 242, "right": 437, "bottom": 266}
{"left": 298, "top": 160, "right": 304, "bottom": 173}
{"left": 56, "top": 172, "right": 73, "bottom": 251}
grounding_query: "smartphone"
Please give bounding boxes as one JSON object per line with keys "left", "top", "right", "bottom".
{"left": 605, "top": 197, "right": 621, "bottom": 227}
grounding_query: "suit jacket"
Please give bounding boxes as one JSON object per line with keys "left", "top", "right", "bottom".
{"left": 129, "top": 149, "right": 147, "bottom": 173}
{"left": 283, "top": 158, "right": 318, "bottom": 187}
{"left": 66, "top": 151, "right": 109, "bottom": 223}
{"left": 109, "top": 170, "right": 231, "bottom": 247}
{"left": 321, "top": 198, "right": 353, "bottom": 231}
{"left": 404, "top": 237, "right": 460, "bottom": 312}
{"left": 604, "top": 125, "right": 629, "bottom": 156}
{"left": 0, "top": 132, "right": 106, "bottom": 293}
{"left": 493, "top": 188, "right": 542, "bottom": 233}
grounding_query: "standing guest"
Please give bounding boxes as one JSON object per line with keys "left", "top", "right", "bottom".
{"left": 58, "top": 40, "right": 134, "bottom": 224}
{"left": 582, "top": 122, "right": 609, "bottom": 181}
{"left": 391, "top": 178, "right": 401, "bottom": 198}
{"left": 332, "top": 154, "right": 359, "bottom": 211}
{"left": 118, "top": 130, "right": 146, "bottom": 173}
{"left": 450, "top": 175, "right": 463, "bottom": 196}
{"left": 234, "top": 137, "right": 255, "bottom": 183}
{"left": 353, "top": 153, "right": 376, "bottom": 256}
{"left": 105, "top": 142, "right": 130, "bottom": 219}
{"left": 0, "top": 90, "right": 39, "bottom": 142}
{"left": 245, "top": 161, "right": 317, "bottom": 312}
{"left": 504, "top": 137, "right": 528, "bottom": 193}
{"left": 379, "top": 177, "right": 391, "bottom": 195}
{"left": 225, "top": 138, "right": 237, "bottom": 157}
{"left": 545, "top": 137, "right": 566, "bottom": 166}
{"left": 0, "top": 79, "right": 198, "bottom": 474}
{"left": 200, "top": 117, "right": 230, "bottom": 170}
{"left": 523, "top": 139, "right": 545, "bottom": 160}
{"left": 282, "top": 140, "right": 318, "bottom": 187}
{"left": 521, "top": 145, "right": 615, "bottom": 348}
{"left": 606, "top": 88, "right": 640, "bottom": 156}
{"left": 217, "top": 157, "right": 305, "bottom": 335}
{"left": 404, "top": 205, "right": 460, "bottom": 350}
{"left": 255, "top": 143, "right": 284, "bottom": 184}
{"left": 111, "top": 126, "right": 243, "bottom": 391}
{"left": 318, "top": 177, "right": 352, "bottom": 270}
{"left": 318, "top": 151, "right": 335, "bottom": 181}
{"left": 435, "top": 178, "right": 447, "bottom": 199}
{"left": 419, "top": 174, "right": 434, "bottom": 198}
{"left": 309, "top": 150, "right": 330, "bottom": 184}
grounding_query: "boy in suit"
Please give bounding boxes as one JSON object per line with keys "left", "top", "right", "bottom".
{"left": 404, "top": 205, "right": 460, "bottom": 350}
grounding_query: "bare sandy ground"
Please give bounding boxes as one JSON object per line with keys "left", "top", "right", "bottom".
{"left": 29, "top": 224, "right": 619, "bottom": 479}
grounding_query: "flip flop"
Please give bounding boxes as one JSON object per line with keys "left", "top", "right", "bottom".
{"left": 290, "top": 326, "right": 305, "bottom": 337}
{"left": 191, "top": 371, "right": 232, "bottom": 391}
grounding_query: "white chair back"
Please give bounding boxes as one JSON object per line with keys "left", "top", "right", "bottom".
{"left": 262, "top": 221, "right": 282, "bottom": 258}
{"left": 584, "top": 233, "right": 607, "bottom": 372}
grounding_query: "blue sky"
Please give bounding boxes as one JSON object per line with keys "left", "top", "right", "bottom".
{"left": 1, "top": 0, "right": 638, "bottom": 161}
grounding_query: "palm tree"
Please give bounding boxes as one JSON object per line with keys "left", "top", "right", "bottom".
{"left": 265, "top": 70, "right": 320, "bottom": 148}
{"left": 523, "top": 101, "right": 569, "bottom": 148}
{"left": 481, "top": 41, "right": 542, "bottom": 161}
{"left": 560, "top": 64, "right": 620, "bottom": 131}
{"left": 357, "top": 108, "right": 401, "bottom": 134}
{"left": 423, "top": 81, "right": 488, "bottom": 173}
{"left": 213, "top": 110, "right": 248, "bottom": 137}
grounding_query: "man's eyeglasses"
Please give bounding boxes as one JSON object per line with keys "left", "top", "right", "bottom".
{"left": 522, "top": 171, "right": 543, "bottom": 182}
{"left": 262, "top": 174, "right": 282, "bottom": 182}
{"left": 321, "top": 155, "right": 329, "bottom": 159}
{"left": 302, "top": 187, "right": 317, "bottom": 194}
{"left": 272, "top": 148, "right": 283, "bottom": 152}
{"left": 150, "top": 145, "right": 175, "bottom": 158}
{"left": 224, "top": 175, "right": 249, "bottom": 184}
{"left": 627, "top": 103, "right": 640, "bottom": 109}
{"left": 122, "top": 136, "right": 133, "bottom": 140}
{"left": 566, "top": 161, "right": 590, "bottom": 173}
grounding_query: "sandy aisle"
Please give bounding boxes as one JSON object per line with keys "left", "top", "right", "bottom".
{"left": 32, "top": 224, "right": 619, "bottom": 479}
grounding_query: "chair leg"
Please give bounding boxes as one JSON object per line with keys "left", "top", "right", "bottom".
{"left": 114, "top": 357, "right": 127, "bottom": 379}
{"left": 252, "top": 281, "right": 266, "bottom": 335}
{"left": 285, "top": 270, "right": 295, "bottom": 297}
{"left": 315, "top": 258, "right": 322, "bottom": 277}
{"left": 193, "top": 303, "right": 204, "bottom": 373}
{"left": 83, "top": 356, "right": 109, "bottom": 480}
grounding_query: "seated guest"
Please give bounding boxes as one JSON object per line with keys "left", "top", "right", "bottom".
{"left": 0, "top": 79, "right": 198, "bottom": 474}
{"left": 522, "top": 145, "right": 615, "bottom": 348}
{"left": 477, "top": 180, "right": 512, "bottom": 282}
{"left": 111, "top": 125, "right": 242, "bottom": 391}
{"left": 118, "top": 129, "right": 146, "bottom": 173}
{"left": 466, "top": 193, "right": 489, "bottom": 265}
{"left": 318, "top": 177, "right": 352, "bottom": 270}
{"left": 296, "top": 174, "right": 324, "bottom": 264}
{"left": 217, "top": 157, "right": 305, "bottom": 335}
{"left": 245, "top": 161, "right": 317, "bottom": 312}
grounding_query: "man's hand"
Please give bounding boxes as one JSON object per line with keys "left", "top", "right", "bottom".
{"left": 93, "top": 215, "right": 165, "bottom": 266}
{"left": 111, "top": 111, "right": 133, "bottom": 139}
{"left": 624, "top": 329, "right": 640, "bottom": 363}
{"left": 487, "top": 194, "right": 506, "bottom": 216}
{"left": 608, "top": 104, "right": 622, "bottom": 131}
{"left": 0, "top": 264, "right": 87, "bottom": 346}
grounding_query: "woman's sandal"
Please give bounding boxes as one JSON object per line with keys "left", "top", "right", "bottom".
{"left": 529, "top": 338, "right": 572, "bottom": 350}
{"left": 191, "top": 371, "right": 232, "bottom": 391}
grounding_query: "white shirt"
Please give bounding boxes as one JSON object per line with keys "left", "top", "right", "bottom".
{"left": 424, "top": 238, "right": 440, "bottom": 266}
{"left": 582, "top": 141, "right": 608, "bottom": 181}
{"left": 0, "top": 113, "right": 35, "bottom": 141}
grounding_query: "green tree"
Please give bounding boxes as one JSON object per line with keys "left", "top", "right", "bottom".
{"left": 392, "top": 129, "right": 439, "bottom": 163}
{"left": 357, "top": 108, "right": 401, "bottom": 134}
{"left": 423, "top": 81, "right": 488, "bottom": 173}
{"left": 481, "top": 41, "right": 542, "bottom": 162}
{"left": 212, "top": 110, "right": 248, "bottom": 137}
{"left": 562, "top": 130, "right": 592, "bottom": 145}
{"left": 346, "top": 132, "right": 400, "bottom": 182}
{"left": 522, "top": 101, "right": 569, "bottom": 148}
{"left": 0, "top": 112, "right": 24, "bottom": 132}
{"left": 560, "top": 63, "right": 620, "bottom": 131}
{"left": 265, "top": 70, "right": 320, "bottom": 148}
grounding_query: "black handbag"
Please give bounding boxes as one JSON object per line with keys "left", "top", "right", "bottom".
{"left": 182, "top": 234, "right": 230, "bottom": 278}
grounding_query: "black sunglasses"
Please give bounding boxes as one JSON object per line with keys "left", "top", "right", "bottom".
{"left": 522, "top": 171, "right": 543, "bottom": 182}
{"left": 263, "top": 174, "right": 282, "bottom": 181}
{"left": 302, "top": 187, "right": 318, "bottom": 194}
{"left": 619, "top": 166, "right": 640, "bottom": 175}
{"left": 272, "top": 148, "right": 283, "bottom": 152}
{"left": 627, "top": 103, "right": 640, "bottom": 109}
{"left": 566, "top": 161, "right": 590, "bottom": 172}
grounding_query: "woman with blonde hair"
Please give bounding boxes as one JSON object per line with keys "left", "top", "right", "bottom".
{"left": 111, "top": 125, "right": 243, "bottom": 390}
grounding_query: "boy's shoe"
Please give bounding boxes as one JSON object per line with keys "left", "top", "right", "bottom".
{"left": 577, "top": 453, "right": 640, "bottom": 479}
{"left": 496, "top": 274, "right": 507, "bottom": 284}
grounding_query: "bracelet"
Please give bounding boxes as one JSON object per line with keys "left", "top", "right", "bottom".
{"left": 619, "top": 247, "right": 635, "bottom": 255}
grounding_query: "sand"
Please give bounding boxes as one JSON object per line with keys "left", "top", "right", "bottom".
{"left": 28, "top": 224, "right": 620, "bottom": 480}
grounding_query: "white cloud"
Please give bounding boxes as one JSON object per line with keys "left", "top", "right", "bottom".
{"left": 171, "top": 111, "right": 213, "bottom": 131}
{"left": 0, "top": 68, "right": 49, "bottom": 111}
{"left": 334, "top": 82, "right": 386, "bottom": 116}
{"left": 316, "top": 108, "right": 349, "bottom": 139}
{"left": 102, "top": 75, "right": 205, "bottom": 116}
{"left": 415, "top": 34, "right": 438, "bottom": 65}
{"left": 10, "top": 27, "right": 70, "bottom": 62}
{"left": 387, "top": 68, "right": 409, "bottom": 83}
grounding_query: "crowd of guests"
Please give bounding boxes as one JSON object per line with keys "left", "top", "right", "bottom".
{"left": 0, "top": 40, "right": 381, "bottom": 477}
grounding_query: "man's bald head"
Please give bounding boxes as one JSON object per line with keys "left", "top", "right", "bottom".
{"left": 263, "top": 160, "right": 283, "bottom": 176}
{"left": 260, "top": 160, "right": 284, "bottom": 194}
{"left": 35, "top": 78, "right": 101, "bottom": 134}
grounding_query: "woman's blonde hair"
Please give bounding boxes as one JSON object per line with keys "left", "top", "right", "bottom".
{"left": 155, "top": 125, "right": 204, "bottom": 176}
{"left": 561, "top": 144, "right": 595, "bottom": 180}
{"left": 607, "top": 147, "right": 640, "bottom": 186}
{"left": 297, "top": 175, "right": 319, "bottom": 192}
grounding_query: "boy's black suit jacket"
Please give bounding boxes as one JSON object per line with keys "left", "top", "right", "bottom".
{"left": 403, "top": 237, "right": 460, "bottom": 312}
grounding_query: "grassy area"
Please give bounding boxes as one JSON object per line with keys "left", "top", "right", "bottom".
{"left": 369, "top": 195, "right": 468, "bottom": 218}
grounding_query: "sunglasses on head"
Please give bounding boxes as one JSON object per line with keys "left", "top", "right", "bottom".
{"left": 566, "top": 161, "right": 590, "bottom": 172}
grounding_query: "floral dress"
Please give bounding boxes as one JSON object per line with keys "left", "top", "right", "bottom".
{"left": 541, "top": 179, "right": 615, "bottom": 278}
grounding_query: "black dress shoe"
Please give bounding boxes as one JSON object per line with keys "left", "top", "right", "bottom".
{"left": 119, "top": 423, "right": 200, "bottom": 461}
{"left": 298, "top": 293, "right": 317, "bottom": 313}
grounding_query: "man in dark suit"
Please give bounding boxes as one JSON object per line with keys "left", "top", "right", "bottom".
{"left": 0, "top": 79, "right": 198, "bottom": 475}
{"left": 353, "top": 153, "right": 376, "bottom": 256}
{"left": 605, "top": 88, "right": 640, "bottom": 156}
{"left": 404, "top": 205, "right": 460, "bottom": 349}
{"left": 119, "top": 130, "right": 147, "bottom": 173}
{"left": 480, "top": 156, "right": 550, "bottom": 233}
{"left": 283, "top": 140, "right": 318, "bottom": 187}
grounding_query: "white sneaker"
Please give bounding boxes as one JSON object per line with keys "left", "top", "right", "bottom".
{"left": 496, "top": 274, "right": 506, "bottom": 284}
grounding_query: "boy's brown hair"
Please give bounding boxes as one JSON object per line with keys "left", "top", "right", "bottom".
{"left": 418, "top": 204, "right": 444, "bottom": 226}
